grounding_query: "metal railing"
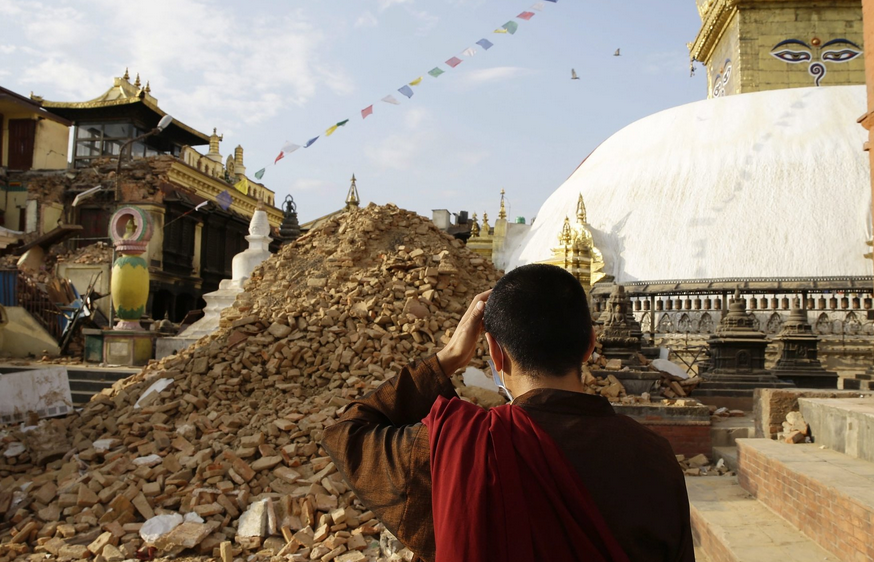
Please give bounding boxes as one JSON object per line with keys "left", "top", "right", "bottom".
{"left": 15, "top": 273, "right": 63, "bottom": 342}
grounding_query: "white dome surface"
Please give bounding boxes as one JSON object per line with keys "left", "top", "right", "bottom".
{"left": 508, "top": 85, "right": 873, "bottom": 283}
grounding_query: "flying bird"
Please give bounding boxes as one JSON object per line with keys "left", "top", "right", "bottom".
{"left": 571, "top": 68, "right": 580, "bottom": 80}
{"left": 614, "top": 48, "right": 621, "bottom": 56}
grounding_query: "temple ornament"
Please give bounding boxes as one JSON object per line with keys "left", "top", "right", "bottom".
{"left": 769, "top": 38, "right": 862, "bottom": 86}
{"left": 543, "top": 193, "right": 605, "bottom": 291}
{"left": 109, "top": 206, "right": 153, "bottom": 330}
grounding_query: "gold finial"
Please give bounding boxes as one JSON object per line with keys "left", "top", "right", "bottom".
{"left": 558, "top": 216, "right": 572, "bottom": 245}
{"left": 345, "top": 174, "right": 360, "bottom": 209}
{"left": 134, "top": 73, "right": 141, "bottom": 88}
{"left": 576, "top": 193, "right": 587, "bottom": 224}
{"left": 144, "top": 81, "right": 151, "bottom": 94}
{"left": 498, "top": 189, "right": 507, "bottom": 220}
{"left": 481, "top": 212, "right": 490, "bottom": 234}
{"left": 123, "top": 68, "right": 130, "bottom": 81}
{"left": 470, "top": 212, "right": 480, "bottom": 237}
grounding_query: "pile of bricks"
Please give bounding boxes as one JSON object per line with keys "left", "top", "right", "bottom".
{"left": 56, "top": 243, "right": 113, "bottom": 266}
{"left": 22, "top": 156, "right": 176, "bottom": 207}
{"left": 0, "top": 204, "right": 499, "bottom": 561}
{"left": 676, "top": 454, "right": 733, "bottom": 477}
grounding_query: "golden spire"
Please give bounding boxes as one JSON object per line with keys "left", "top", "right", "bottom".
{"left": 345, "top": 174, "right": 360, "bottom": 209}
{"left": 134, "top": 73, "right": 141, "bottom": 88}
{"left": 559, "top": 216, "right": 572, "bottom": 246}
{"left": 576, "top": 193, "right": 587, "bottom": 224}
{"left": 123, "top": 68, "right": 130, "bottom": 81}
{"left": 498, "top": 189, "right": 507, "bottom": 220}
{"left": 481, "top": 212, "right": 490, "bottom": 233}
{"left": 470, "top": 213, "right": 480, "bottom": 237}
{"left": 144, "top": 81, "right": 151, "bottom": 94}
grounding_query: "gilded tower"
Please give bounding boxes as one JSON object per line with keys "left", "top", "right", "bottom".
{"left": 690, "top": 0, "right": 865, "bottom": 98}
{"left": 542, "top": 194, "right": 605, "bottom": 291}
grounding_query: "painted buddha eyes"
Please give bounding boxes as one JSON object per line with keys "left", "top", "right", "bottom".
{"left": 771, "top": 50, "right": 812, "bottom": 63}
{"left": 769, "top": 38, "right": 862, "bottom": 86}
{"left": 821, "top": 49, "right": 861, "bottom": 62}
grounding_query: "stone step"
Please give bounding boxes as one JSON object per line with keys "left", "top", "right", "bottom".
{"left": 737, "top": 438, "right": 874, "bottom": 561}
{"left": 0, "top": 363, "right": 136, "bottom": 408}
{"left": 68, "top": 378, "right": 116, "bottom": 393}
{"left": 839, "top": 377, "right": 874, "bottom": 390}
{"left": 798, "top": 396, "right": 874, "bottom": 463}
{"left": 711, "top": 446, "right": 738, "bottom": 472}
{"left": 711, "top": 413, "right": 754, "bottom": 447}
{"left": 687, "top": 476, "right": 840, "bottom": 562}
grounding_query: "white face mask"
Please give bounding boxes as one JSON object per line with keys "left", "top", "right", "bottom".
{"left": 487, "top": 343, "right": 513, "bottom": 402}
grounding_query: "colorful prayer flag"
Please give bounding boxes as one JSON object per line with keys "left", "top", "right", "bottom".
{"left": 476, "top": 38, "right": 494, "bottom": 50}
{"left": 234, "top": 176, "right": 249, "bottom": 195}
{"left": 409, "top": 77, "right": 423, "bottom": 86}
{"left": 382, "top": 95, "right": 401, "bottom": 105}
{"left": 544, "top": 0, "right": 557, "bottom": 2}
{"left": 216, "top": 190, "right": 232, "bottom": 211}
{"left": 517, "top": 11, "right": 535, "bottom": 20}
{"left": 398, "top": 85, "right": 414, "bottom": 99}
{"left": 446, "top": 57, "right": 463, "bottom": 68}
{"left": 254, "top": 168, "right": 265, "bottom": 180}
{"left": 462, "top": 47, "right": 477, "bottom": 57}
{"left": 326, "top": 119, "right": 348, "bottom": 136}
{"left": 494, "top": 28, "right": 508, "bottom": 34}
{"left": 362, "top": 105, "right": 374, "bottom": 119}
{"left": 531, "top": 2, "right": 546, "bottom": 10}
{"left": 428, "top": 67, "right": 445, "bottom": 77}
{"left": 304, "top": 136, "right": 319, "bottom": 148}
{"left": 275, "top": 141, "right": 300, "bottom": 164}
{"left": 502, "top": 21, "right": 519, "bottom": 34}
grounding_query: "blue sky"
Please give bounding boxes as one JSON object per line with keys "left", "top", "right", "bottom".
{"left": 0, "top": 0, "right": 706, "bottom": 223}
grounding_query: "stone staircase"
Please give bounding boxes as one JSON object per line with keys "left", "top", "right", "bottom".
{"left": 840, "top": 372, "right": 874, "bottom": 391}
{"left": 689, "top": 395, "right": 874, "bottom": 561}
{"left": 0, "top": 364, "right": 138, "bottom": 407}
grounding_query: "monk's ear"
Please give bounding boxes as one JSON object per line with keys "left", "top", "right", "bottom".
{"left": 583, "top": 329, "right": 596, "bottom": 362}
{"left": 485, "top": 332, "right": 504, "bottom": 373}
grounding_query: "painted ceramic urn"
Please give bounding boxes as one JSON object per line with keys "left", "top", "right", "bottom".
{"left": 109, "top": 206, "right": 153, "bottom": 330}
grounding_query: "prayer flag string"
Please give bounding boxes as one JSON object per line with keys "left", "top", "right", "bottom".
{"left": 250, "top": 0, "right": 558, "bottom": 180}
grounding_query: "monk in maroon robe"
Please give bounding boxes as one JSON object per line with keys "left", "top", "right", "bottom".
{"left": 323, "top": 264, "right": 694, "bottom": 561}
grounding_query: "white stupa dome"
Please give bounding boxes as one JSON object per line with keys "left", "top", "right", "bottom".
{"left": 508, "top": 85, "right": 873, "bottom": 284}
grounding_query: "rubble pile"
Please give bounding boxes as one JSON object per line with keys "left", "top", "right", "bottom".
{"left": 581, "top": 368, "right": 628, "bottom": 401}
{"left": 676, "top": 454, "right": 733, "bottom": 477}
{"left": 0, "top": 204, "right": 500, "bottom": 561}
{"left": 56, "top": 243, "right": 113, "bottom": 266}
{"left": 585, "top": 351, "right": 701, "bottom": 403}
{"left": 779, "top": 411, "right": 811, "bottom": 444}
{"left": 23, "top": 156, "right": 176, "bottom": 206}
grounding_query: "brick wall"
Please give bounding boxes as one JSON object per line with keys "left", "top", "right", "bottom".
{"left": 738, "top": 442, "right": 874, "bottom": 561}
{"left": 643, "top": 424, "right": 712, "bottom": 457}
{"left": 689, "top": 507, "right": 738, "bottom": 562}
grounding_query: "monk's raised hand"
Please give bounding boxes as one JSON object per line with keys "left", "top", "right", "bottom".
{"left": 436, "top": 290, "right": 491, "bottom": 375}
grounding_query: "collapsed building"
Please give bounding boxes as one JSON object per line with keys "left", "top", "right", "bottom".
{"left": 1, "top": 72, "right": 284, "bottom": 336}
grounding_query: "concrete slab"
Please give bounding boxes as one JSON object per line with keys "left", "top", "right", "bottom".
{"left": 687, "top": 477, "right": 840, "bottom": 562}
{"left": 799, "top": 397, "right": 874, "bottom": 463}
